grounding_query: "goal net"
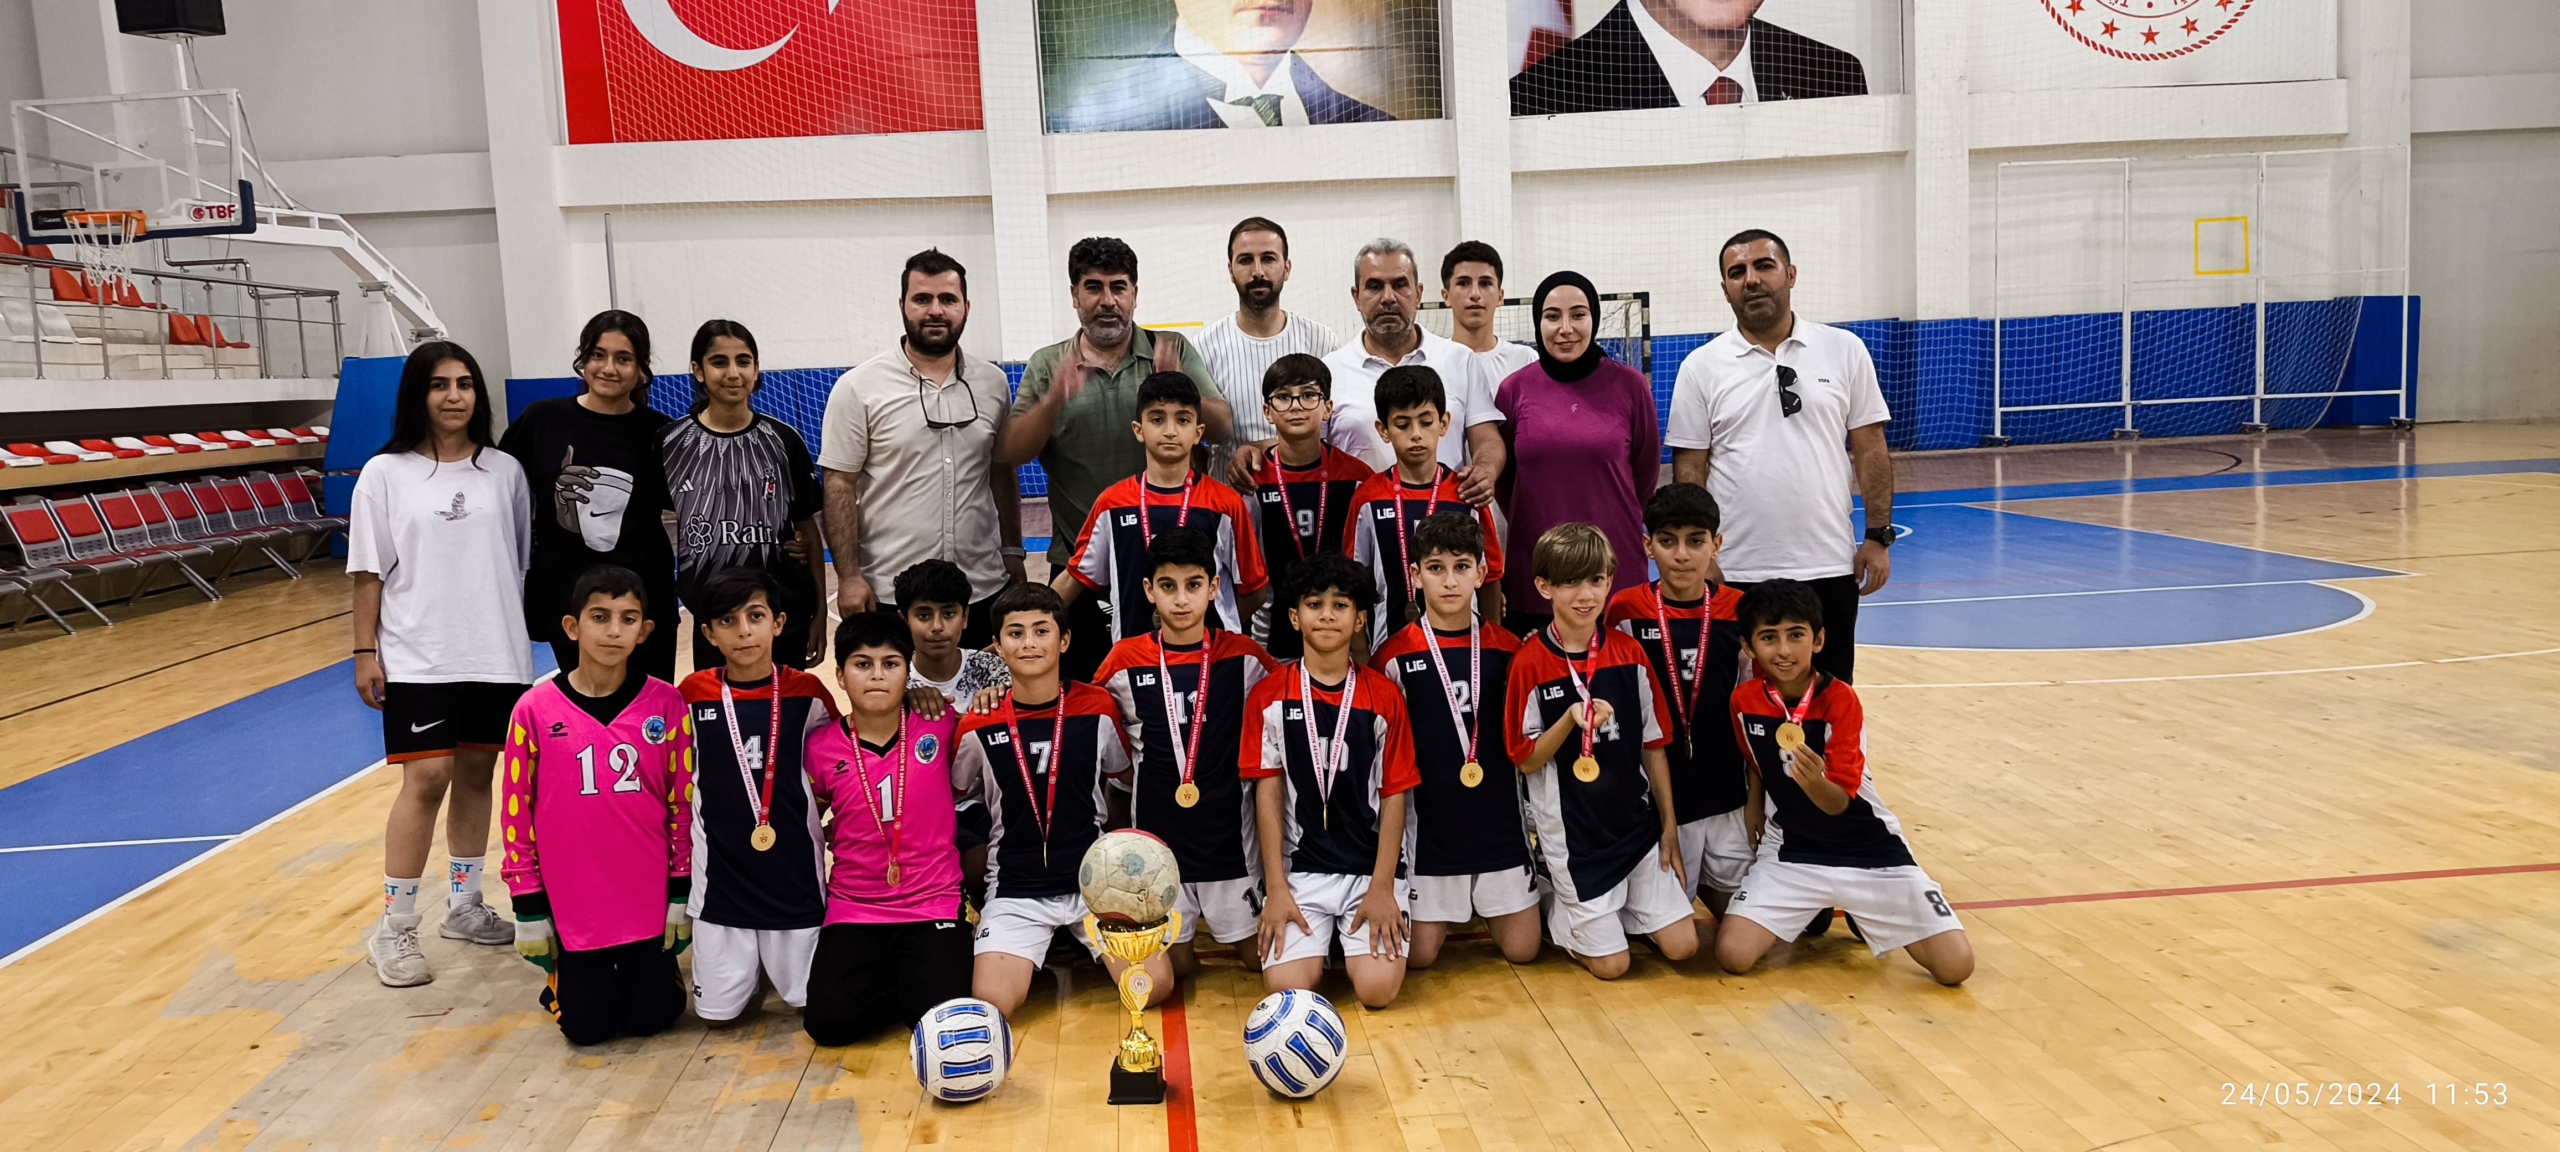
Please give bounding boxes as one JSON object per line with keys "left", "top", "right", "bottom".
{"left": 1989, "top": 145, "right": 2410, "bottom": 444}
{"left": 1416, "top": 290, "right": 1652, "bottom": 378}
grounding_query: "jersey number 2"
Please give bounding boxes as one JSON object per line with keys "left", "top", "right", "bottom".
{"left": 576, "top": 743, "right": 643, "bottom": 796}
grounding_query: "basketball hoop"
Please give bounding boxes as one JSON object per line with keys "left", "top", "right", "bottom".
{"left": 60, "top": 209, "right": 147, "bottom": 303}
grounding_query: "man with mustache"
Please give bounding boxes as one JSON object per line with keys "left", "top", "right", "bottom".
{"left": 1666, "top": 230, "right": 1893, "bottom": 684}
{"left": 1047, "top": 0, "right": 1393, "bottom": 133}
{"left": 1202, "top": 217, "right": 1340, "bottom": 486}
{"left": 1000, "top": 236, "right": 1231, "bottom": 681}
{"left": 819, "top": 249, "right": 1026, "bottom": 643}
{"left": 1320, "top": 238, "right": 1508, "bottom": 507}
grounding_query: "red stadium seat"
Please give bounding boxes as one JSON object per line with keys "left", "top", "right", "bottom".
{"left": 6, "top": 443, "right": 78, "bottom": 465}
{"left": 166, "top": 313, "right": 210, "bottom": 346}
{"left": 143, "top": 435, "right": 202, "bottom": 454}
{"left": 78, "top": 438, "right": 146, "bottom": 460}
{"left": 48, "top": 267, "right": 90, "bottom": 304}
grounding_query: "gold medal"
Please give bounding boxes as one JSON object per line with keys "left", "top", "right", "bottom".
{"left": 885, "top": 860, "right": 901, "bottom": 888}
{"left": 1775, "top": 722, "right": 1805, "bottom": 751}
{"left": 1175, "top": 781, "right": 1201, "bottom": 808}
{"left": 1572, "top": 756, "right": 1601, "bottom": 783}
{"left": 750, "top": 824, "right": 777, "bottom": 852}
{"left": 1459, "top": 761, "right": 1484, "bottom": 788}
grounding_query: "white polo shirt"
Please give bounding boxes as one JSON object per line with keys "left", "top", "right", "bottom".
{"left": 1663, "top": 318, "right": 1889, "bottom": 582}
{"left": 1320, "top": 328, "right": 1504, "bottom": 472}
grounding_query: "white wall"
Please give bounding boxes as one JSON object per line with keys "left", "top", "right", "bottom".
{"left": 184, "top": 1, "right": 489, "bottom": 161}
{"left": 0, "top": 0, "right": 39, "bottom": 110}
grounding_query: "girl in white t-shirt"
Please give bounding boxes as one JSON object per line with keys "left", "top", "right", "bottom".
{"left": 348, "top": 341, "right": 535, "bottom": 988}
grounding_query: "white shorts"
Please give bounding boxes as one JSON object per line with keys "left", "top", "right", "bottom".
{"left": 1408, "top": 866, "right": 1540, "bottom": 924}
{"left": 972, "top": 894, "right": 1104, "bottom": 964}
{"left": 1173, "top": 876, "right": 1262, "bottom": 945}
{"left": 690, "top": 922, "right": 820, "bottom": 1019}
{"left": 1271, "top": 872, "right": 1408, "bottom": 966}
{"left": 1545, "top": 860, "right": 1695, "bottom": 958}
{"left": 1679, "top": 810, "right": 1754, "bottom": 896}
{"left": 1727, "top": 860, "right": 1965, "bottom": 956}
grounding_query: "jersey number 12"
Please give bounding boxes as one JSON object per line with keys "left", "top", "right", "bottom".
{"left": 576, "top": 743, "right": 643, "bottom": 796}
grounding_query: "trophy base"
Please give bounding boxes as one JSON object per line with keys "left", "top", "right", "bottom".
{"left": 1107, "top": 1060, "right": 1166, "bottom": 1106}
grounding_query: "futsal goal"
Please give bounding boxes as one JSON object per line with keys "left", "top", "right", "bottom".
{"left": 1416, "top": 291, "right": 1653, "bottom": 378}
{"left": 1988, "top": 145, "right": 2412, "bottom": 445}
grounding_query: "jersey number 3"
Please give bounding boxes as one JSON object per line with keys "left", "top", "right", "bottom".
{"left": 576, "top": 743, "right": 644, "bottom": 796}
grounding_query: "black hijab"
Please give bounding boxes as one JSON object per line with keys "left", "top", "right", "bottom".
{"left": 1533, "top": 270, "right": 1607, "bottom": 383}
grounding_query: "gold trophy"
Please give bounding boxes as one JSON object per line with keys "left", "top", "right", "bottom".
{"left": 1078, "top": 830, "right": 1186, "bottom": 1105}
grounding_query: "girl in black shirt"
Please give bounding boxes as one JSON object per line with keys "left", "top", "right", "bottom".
{"left": 501, "top": 310, "right": 680, "bottom": 680}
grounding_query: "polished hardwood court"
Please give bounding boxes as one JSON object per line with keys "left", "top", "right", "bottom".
{"left": 1, "top": 423, "right": 2554, "bottom": 1151}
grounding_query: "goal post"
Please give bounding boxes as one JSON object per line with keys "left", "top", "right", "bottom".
{"left": 1416, "top": 291, "right": 1653, "bottom": 378}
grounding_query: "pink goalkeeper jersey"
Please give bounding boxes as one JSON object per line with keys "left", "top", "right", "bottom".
{"left": 804, "top": 710, "right": 964, "bottom": 924}
{"left": 499, "top": 677, "right": 695, "bottom": 951}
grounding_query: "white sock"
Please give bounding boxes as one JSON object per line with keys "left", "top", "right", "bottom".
{"left": 448, "top": 856, "right": 486, "bottom": 907}
{"left": 383, "top": 875, "right": 422, "bottom": 919}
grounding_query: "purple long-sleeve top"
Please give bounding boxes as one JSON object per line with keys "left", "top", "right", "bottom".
{"left": 1495, "top": 356, "right": 1662, "bottom": 613}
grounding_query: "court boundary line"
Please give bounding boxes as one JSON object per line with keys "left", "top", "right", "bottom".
{"left": 1868, "top": 582, "right": 2381, "bottom": 653}
{"left": 1953, "top": 861, "right": 2560, "bottom": 911}
{"left": 0, "top": 757, "right": 387, "bottom": 972}
{"left": 1889, "top": 459, "right": 2560, "bottom": 512}
{"left": 0, "top": 834, "right": 233, "bottom": 855}
{"left": 1863, "top": 643, "right": 2560, "bottom": 689}
{"left": 1867, "top": 573, "right": 2410, "bottom": 609}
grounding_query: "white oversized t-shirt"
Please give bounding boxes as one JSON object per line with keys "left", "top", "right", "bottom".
{"left": 1663, "top": 320, "right": 1889, "bottom": 582}
{"left": 347, "top": 449, "right": 536, "bottom": 683}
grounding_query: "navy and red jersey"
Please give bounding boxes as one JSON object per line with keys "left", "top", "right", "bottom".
{"left": 1094, "top": 629, "right": 1279, "bottom": 884}
{"left": 1372, "top": 621, "right": 1532, "bottom": 877}
{"left": 1606, "top": 581, "right": 1750, "bottom": 823}
{"left": 1730, "top": 674, "right": 1915, "bottom": 869}
{"left": 1241, "top": 662, "right": 1419, "bottom": 877}
{"left": 1250, "top": 446, "right": 1374, "bottom": 660}
{"left": 1504, "top": 627, "right": 1671, "bottom": 901}
{"left": 1344, "top": 467, "right": 1504, "bottom": 648}
{"left": 1070, "top": 472, "right": 1268, "bottom": 644}
{"left": 678, "top": 667, "right": 840, "bottom": 930}
{"left": 950, "top": 683, "right": 1132, "bottom": 899}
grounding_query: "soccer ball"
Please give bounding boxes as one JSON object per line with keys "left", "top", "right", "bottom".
{"left": 1078, "top": 829, "right": 1181, "bottom": 929}
{"left": 1243, "top": 990, "right": 1347, "bottom": 1098}
{"left": 912, "top": 997, "right": 1012, "bottom": 1103}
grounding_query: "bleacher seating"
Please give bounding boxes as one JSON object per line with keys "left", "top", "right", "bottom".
{"left": 0, "top": 465, "right": 345, "bottom": 633}
{"left": 1, "top": 239, "right": 263, "bottom": 381}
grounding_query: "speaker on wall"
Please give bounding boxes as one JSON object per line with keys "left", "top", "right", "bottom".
{"left": 115, "top": 0, "right": 225, "bottom": 40}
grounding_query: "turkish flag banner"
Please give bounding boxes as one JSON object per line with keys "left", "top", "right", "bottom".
{"left": 558, "top": 0, "right": 983, "bottom": 144}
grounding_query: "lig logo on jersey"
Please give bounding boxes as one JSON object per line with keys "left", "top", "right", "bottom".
{"left": 1119, "top": 513, "right": 1140, "bottom": 528}
{"left": 1542, "top": 685, "right": 1567, "bottom": 701}
{"left": 643, "top": 716, "right": 670, "bottom": 744}
{"left": 1134, "top": 672, "right": 1156, "bottom": 688}
{"left": 697, "top": 707, "right": 720, "bottom": 722}
{"left": 916, "top": 734, "right": 941, "bottom": 763}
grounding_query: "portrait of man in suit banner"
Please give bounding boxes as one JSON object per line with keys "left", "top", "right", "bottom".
{"left": 1510, "top": 0, "right": 1876, "bottom": 116}
{"left": 1042, "top": 0, "right": 1442, "bottom": 133}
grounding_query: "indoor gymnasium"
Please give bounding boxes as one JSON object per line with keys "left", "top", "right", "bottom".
{"left": 3, "top": 1, "right": 2557, "bottom": 1149}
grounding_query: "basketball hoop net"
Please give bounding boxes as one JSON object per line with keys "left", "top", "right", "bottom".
{"left": 59, "top": 209, "right": 147, "bottom": 303}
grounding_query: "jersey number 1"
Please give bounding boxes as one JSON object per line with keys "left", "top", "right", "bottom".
{"left": 576, "top": 743, "right": 643, "bottom": 796}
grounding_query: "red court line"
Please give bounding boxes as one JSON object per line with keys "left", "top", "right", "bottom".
{"left": 1162, "top": 983, "right": 1196, "bottom": 1152}
{"left": 1954, "top": 861, "right": 2560, "bottom": 911}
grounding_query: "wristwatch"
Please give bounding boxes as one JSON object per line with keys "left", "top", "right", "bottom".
{"left": 1001, "top": 545, "right": 1027, "bottom": 559}
{"left": 1863, "top": 526, "right": 1896, "bottom": 549}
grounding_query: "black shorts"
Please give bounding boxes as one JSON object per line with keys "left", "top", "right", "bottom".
{"left": 382, "top": 680, "right": 527, "bottom": 762}
{"left": 802, "top": 919, "right": 973, "bottom": 1047}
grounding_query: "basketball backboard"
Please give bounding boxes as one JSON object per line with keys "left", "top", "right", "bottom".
{"left": 9, "top": 88, "right": 254, "bottom": 244}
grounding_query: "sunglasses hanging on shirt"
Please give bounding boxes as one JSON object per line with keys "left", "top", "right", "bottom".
{"left": 1775, "top": 364, "right": 1802, "bottom": 418}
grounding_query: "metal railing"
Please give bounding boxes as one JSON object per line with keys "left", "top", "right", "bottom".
{"left": 0, "top": 250, "right": 341, "bottom": 382}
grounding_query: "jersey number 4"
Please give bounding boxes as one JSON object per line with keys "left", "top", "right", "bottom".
{"left": 576, "top": 743, "right": 644, "bottom": 796}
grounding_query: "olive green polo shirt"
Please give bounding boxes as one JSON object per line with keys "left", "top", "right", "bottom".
{"left": 1012, "top": 326, "right": 1223, "bottom": 564}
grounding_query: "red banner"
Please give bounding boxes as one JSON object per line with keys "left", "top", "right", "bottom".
{"left": 558, "top": 0, "right": 983, "bottom": 144}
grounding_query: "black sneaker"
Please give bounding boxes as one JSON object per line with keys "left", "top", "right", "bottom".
{"left": 1840, "top": 913, "right": 1868, "bottom": 945}
{"left": 1804, "top": 908, "right": 1836, "bottom": 937}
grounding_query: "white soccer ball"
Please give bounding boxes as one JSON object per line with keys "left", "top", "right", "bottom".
{"left": 912, "top": 997, "right": 1012, "bottom": 1103}
{"left": 1243, "top": 990, "right": 1348, "bottom": 1098}
{"left": 1078, "top": 828, "right": 1181, "bottom": 929}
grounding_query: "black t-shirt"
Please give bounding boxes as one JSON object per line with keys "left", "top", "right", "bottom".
{"left": 557, "top": 669, "right": 647, "bottom": 727}
{"left": 659, "top": 413, "right": 823, "bottom": 625}
{"left": 500, "top": 396, "right": 676, "bottom": 635}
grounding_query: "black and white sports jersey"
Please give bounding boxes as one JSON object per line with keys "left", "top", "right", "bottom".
{"left": 660, "top": 413, "right": 823, "bottom": 627}
{"left": 1095, "top": 630, "right": 1278, "bottom": 884}
{"left": 950, "top": 684, "right": 1131, "bottom": 899}
{"left": 1505, "top": 629, "right": 1671, "bottom": 901}
{"left": 1371, "top": 621, "right": 1533, "bottom": 877}
{"left": 1730, "top": 675, "right": 1915, "bottom": 869}
{"left": 678, "top": 666, "right": 839, "bottom": 929}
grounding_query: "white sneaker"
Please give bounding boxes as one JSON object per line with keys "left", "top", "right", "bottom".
{"left": 369, "top": 913, "right": 433, "bottom": 987}
{"left": 439, "top": 898, "right": 514, "bottom": 945}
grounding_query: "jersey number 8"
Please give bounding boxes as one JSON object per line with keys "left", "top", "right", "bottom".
{"left": 576, "top": 743, "right": 644, "bottom": 796}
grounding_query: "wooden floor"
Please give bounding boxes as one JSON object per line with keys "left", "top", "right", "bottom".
{"left": 4, "top": 424, "right": 2559, "bottom": 1151}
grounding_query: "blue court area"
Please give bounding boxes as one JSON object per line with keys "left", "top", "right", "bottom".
{"left": 1856, "top": 459, "right": 2560, "bottom": 650}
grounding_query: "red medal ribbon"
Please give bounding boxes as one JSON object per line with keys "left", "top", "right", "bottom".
{"left": 1390, "top": 466, "right": 1446, "bottom": 604}
{"left": 1650, "top": 584, "right": 1712, "bottom": 740}
{"left": 718, "top": 672, "right": 786, "bottom": 830}
{"left": 1550, "top": 627, "right": 1600, "bottom": 765}
{"left": 1141, "top": 470, "right": 1198, "bottom": 550}
{"left": 1761, "top": 674, "right": 1822, "bottom": 731}
{"left": 1155, "top": 632, "right": 1212, "bottom": 796}
{"left": 845, "top": 711, "right": 908, "bottom": 881}
{"left": 1298, "top": 661, "right": 1359, "bottom": 825}
{"left": 1265, "top": 451, "right": 1330, "bottom": 561}
{"left": 1003, "top": 690, "right": 1071, "bottom": 856}
{"left": 1419, "top": 621, "right": 1481, "bottom": 767}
